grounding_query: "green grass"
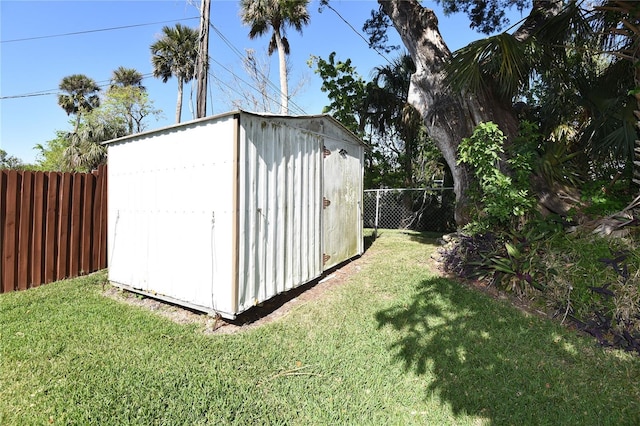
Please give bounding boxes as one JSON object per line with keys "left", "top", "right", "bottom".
{"left": 2, "top": 230, "right": 639, "bottom": 425}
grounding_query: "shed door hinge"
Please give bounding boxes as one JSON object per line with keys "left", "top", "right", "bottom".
{"left": 323, "top": 197, "right": 331, "bottom": 209}
{"left": 323, "top": 254, "right": 331, "bottom": 266}
{"left": 323, "top": 146, "right": 331, "bottom": 158}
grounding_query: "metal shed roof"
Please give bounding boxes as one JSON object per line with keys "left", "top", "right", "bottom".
{"left": 102, "top": 109, "right": 368, "bottom": 149}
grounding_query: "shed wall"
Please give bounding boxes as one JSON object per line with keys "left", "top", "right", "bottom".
{"left": 107, "top": 117, "right": 237, "bottom": 315}
{"left": 236, "top": 115, "right": 324, "bottom": 313}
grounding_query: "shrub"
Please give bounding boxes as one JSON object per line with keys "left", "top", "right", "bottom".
{"left": 457, "top": 121, "right": 535, "bottom": 231}
{"left": 439, "top": 225, "right": 640, "bottom": 354}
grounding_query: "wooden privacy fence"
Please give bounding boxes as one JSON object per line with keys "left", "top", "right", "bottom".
{"left": 0, "top": 165, "right": 107, "bottom": 293}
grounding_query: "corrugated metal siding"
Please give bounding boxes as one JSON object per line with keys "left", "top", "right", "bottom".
{"left": 106, "top": 111, "right": 364, "bottom": 319}
{"left": 107, "top": 118, "right": 237, "bottom": 315}
{"left": 236, "top": 115, "right": 323, "bottom": 313}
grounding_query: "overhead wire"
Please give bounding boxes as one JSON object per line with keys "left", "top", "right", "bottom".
{"left": 207, "top": 21, "right": 308, "bottom": 115}
{"left": 2, "top": 1, "right": 386, "bottom": 114}
{"left": 0, "top": 73, "right": 155, "bottom": 100}
{"left": 0, "top": 17, "right": 199, "bottom": 43}
{"left": 208, "top": 55, "right": 307, "bottom": 116}
{"left": 183, "top": 0, "right": 304, "bottom": 115}
{"left": 321, "top": 2, "right": 393, "bottom": 66}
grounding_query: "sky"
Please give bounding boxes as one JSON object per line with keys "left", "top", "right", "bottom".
{"left": 0, "top": 0, "right": 527, "bottom": 164}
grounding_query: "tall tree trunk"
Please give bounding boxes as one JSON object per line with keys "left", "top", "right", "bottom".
{"left": 74, "top": 113, "right": 81, "bottom": 134}
{"left": 127, "top": 102, "right": 134, "bottom": 134}
{"left": 176, "top": 78, "right": 184, "bottom": 124}
{"left": 380, "top": 0, "right": 565, "bottom": 225}
{"left": 274, "top": 29, "right": 289, "bottom": 115}
{"left": 380, "top": 0, "right": 518, "bottom": 225}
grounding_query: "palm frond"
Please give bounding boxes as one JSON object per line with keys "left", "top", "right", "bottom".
{"left": 446, "top": 33, "right": 533, "bottom": 100}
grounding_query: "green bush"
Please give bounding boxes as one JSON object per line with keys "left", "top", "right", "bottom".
{"left": 458, "top": 121, "right": 535, "bottom": 231}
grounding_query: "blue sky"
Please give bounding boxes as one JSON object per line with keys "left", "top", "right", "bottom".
{"left": 1, "top": 0, "right": 526, "bottom": 164}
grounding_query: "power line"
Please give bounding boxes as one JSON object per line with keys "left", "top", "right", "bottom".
{"left": 2, "top": 2, "right": 383, "bottom": 113}
{"left": 322, "top": 2, "right": 393, "bottom": 66}
{"left": 1, "top": 17, "right": 199, "bottom": 43}
{"left": 209, "top": 56, "right": 307, "bottom": 116}
{"left": 208, "top": 22, "right": 307, "bottom": 115}
{"left": 0, "top": 91, "right": 58, "bottom": 100}
{"left": 0, "top": 73, "right": 155, "bottom": 100}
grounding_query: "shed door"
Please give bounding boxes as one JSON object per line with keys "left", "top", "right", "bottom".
{"left": 322, "top": 137, "right": 362, "bottom": 270}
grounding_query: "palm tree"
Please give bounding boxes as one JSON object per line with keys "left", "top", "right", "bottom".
{"left": 110, "top": 66, "right": 145, "bottom": 91}
{"left": 594, "top": 1, "right": 640, "bottom": 189}
{"left": 110, "top": 67, "right": 145, "bottom": 133}
{"left": 370, "top": 54, "right": 423, "bottom": 186}
{"left": 444, "top": 1, "right": 640, "bottom": 192}
{"left": 150, "top": 24, "right": 199, "bottom": 123}
{"left": 63, "top": 121, "right": 126, "bottom": 172}
{"left": 240, "top": 0, "right": 310, "bottom": 114}
{"left": 58, "top": 74, "right": 101, "bottom": 132}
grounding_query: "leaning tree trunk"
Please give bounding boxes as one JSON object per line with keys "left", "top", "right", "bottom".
{"left": 379, "top": 0, "right": 518, "bottom": 226}
{"left": 379, "top": 0, "right": 568, "bottom": 226}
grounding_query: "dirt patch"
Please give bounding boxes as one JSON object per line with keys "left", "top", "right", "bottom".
{"left": 103, "top": 255, "right": 370, "bottom": 335}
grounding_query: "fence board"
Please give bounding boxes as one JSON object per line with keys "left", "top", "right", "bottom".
{"left": 2, "top": 172, "right": 19, "bottom": 292}
{"left": 92, "top": 165, "right": 106, "bottom": 269}
{"left": 44, "top": 173, "right": 59, "bottom": 284}
{"left": 0, "top": 167, "right": 108, "bottom": 293}
{"left": 81, "top": 174, "right": 95, "bottom": 273}
{"left": 69, "top": 174, "right": 82, "bottom": 278}
{"left": 57, "top": 173, "right": 71, "bottom": 280}
{"left": 17, "top": 172, "right": 33, "bottom": 291}
{"left": 0, "top": 171, "right": 5, "bottom": 290}
{"left": 31, "top": 173, "right": 45, "bottom": 287}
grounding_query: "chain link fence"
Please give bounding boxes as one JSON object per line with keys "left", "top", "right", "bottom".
{"left": 363, "top": 187, "right": 456, "bottom": 233}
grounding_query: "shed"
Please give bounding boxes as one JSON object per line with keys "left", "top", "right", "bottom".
{"left": 105, "top": 110, "right": 365, "bottom": 319}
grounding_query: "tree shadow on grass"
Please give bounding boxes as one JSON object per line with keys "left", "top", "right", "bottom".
{"left": 376, "top": 277, "right": 640, "bottom": 425}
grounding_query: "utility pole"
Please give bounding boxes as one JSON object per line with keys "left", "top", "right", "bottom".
{"left": 196, "top": 0, "right": 211, "bottom": 118}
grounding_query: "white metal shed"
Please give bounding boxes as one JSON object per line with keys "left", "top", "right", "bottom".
{"left": 105, "top": 110, "right": 365, "bottom": 319}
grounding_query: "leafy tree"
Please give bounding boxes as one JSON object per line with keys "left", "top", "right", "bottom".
{"left": 150, "top": 24, "right": 199, "bottom": 123}
{"left": 593, "top": 1, "right": 640, "bottom": 188}
{"left": 311, "top": 52, "right": 445, "bottom": 189}
{"left": 309, "top": 52, "right": 371, "bottom": 135}
{"left": 358, "top": 0, "right": 640, "bottom": 225}
{"left": 62, "top": 85, "right": 163, "bottom": 172}
{"left": 446, "top": 1, "right": 638, "bottom": 191}
{"left": 0, "top": 149, "right": 24, "bottom": 170}
{"left": 57, "top": 74, "right": 101, "bottom": 132}
{"left": 240, "top": 0, "right": 310, "bottom": 114}
{"left": 38, "top": 83, "right": 162, "bottom": 172}
{"left": 102, "top": 86, "right": 162, "bottom": 134}
{"left": 366, "top": 0, "right": 525, "bottom": 224}
{"left": 34, "top": 132, "right": 70, "bottom": 172}
{"left": 369, "top": 54, "right": 426, "bottom": 186}
{"left": 63, "top": 109, "right": 126, "bottom": 172}
{"left": 437, "top": 0, "right": 528, "bottom": 34}
{"left": 110, "top": 67, "right": 146, "bottom": 133}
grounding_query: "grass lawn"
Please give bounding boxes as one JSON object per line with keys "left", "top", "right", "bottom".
{"left": 1, "top": 230, "right": 639, "bottom": 425}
